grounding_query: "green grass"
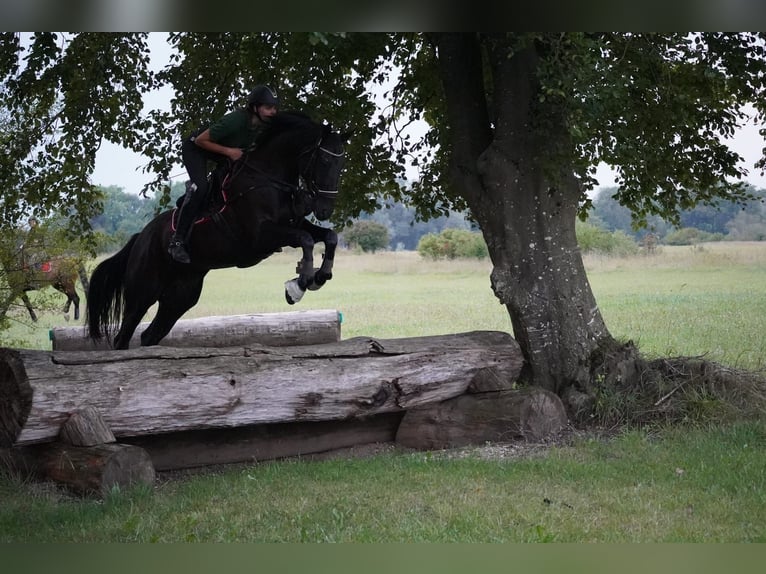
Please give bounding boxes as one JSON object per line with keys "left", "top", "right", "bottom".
{"left": 1, "top": 421, "right": 764, "bottom": 542}
{"left": 2, "top": 241, "right": 766, "bottom": 542}
{"left": 586, "top": 243, "right": 766, "bottom": 369}
{"left": 7, "top": 242, "right": 766, "bottom": 369}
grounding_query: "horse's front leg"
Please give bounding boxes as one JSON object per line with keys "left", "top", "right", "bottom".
{"left": 284, "top": 230, "right": 316, "bottom": 305}
{"left": 308, "top": 227, "right": 338, "bottom": 291}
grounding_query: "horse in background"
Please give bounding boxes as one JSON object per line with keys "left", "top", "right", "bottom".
{"left": 86, "top": 111, "right": 348, "bottom": 349}
{"left": 1, "top": 251, "right": 90, "bottom": 322}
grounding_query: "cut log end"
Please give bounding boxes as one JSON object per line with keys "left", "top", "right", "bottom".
{"left": 0, "top": 348, "right": 33, "bottom": 448}
{"left": 37, "top": 442, "right": 155, "bottom": 496}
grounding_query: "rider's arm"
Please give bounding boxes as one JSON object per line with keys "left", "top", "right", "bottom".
{"left": 194, "top": 129, "right": 243, "bottom": 162}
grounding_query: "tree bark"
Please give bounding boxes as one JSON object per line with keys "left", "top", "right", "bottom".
{"left": 1, "top": 330, "right": 523, "bottom": 447}
{"left": 51, "top": 309, "right": 342, "bottom": 350}
{"left": 432, "top": 34, "right": 629, "bottom": 415}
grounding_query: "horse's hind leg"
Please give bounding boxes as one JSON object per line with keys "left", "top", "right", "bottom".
{"left": 21, "top": 292, "right": 37, "bottom": 322}
{"left": 54, "top": 282, "right": 80, "bottom": 321}
{"left": 113, "top": 290, "right": 159, "bottom": 350}
{"left": 70, "top": 291, "right": 80, "bottom": 321}
{"left": 140, "top": 274, "right": 205, "bottom": 347}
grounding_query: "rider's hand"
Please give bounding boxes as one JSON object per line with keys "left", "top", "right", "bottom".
{"left": 228, "top": 147, "right": 244, "bottom": 162}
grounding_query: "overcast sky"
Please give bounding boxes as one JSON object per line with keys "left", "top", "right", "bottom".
{"left": 90, "top": 34, "right": 766, "bottom": 197}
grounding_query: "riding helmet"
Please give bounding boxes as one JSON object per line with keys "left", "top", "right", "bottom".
{"left": 247, "top": 85, "right": 279, "bottom": 108}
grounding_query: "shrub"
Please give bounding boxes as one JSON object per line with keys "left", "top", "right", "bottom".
{"left": 664, "top": 227, "right": 725, "bottom": 245}
{"left": 417, "top": 228, "right": 488, "bottom": 260}
{"left": 342, "top": 220, "right": 390, "bottom": 253}
{"left": 576, "top": 221, "right": 639, "bottom": 256}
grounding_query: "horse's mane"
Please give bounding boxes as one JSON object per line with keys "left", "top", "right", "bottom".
{"left": 254, "top": 110, "right": 321, "bottom": 150}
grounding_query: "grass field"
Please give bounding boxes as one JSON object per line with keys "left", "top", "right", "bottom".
{"left": 5, "top": 241, "right": 766, "bottom": 370}
{"left": 1, "top": 242, "right": 765, "bottom": 542}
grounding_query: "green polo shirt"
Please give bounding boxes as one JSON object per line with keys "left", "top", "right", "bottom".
{"left": 208, "top": 108, "right": 265, "bottom": 150}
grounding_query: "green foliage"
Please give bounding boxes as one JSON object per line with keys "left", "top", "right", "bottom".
{"left": 0, "top": 33, "right": 155, "bottom": 238}
{"left": 663, "top": 227, "right": 725, "bottom": 245}
{"left": 417, "top": 228, "right": 488, "bottom": 260}
{"left": 4, "top": 32, "right": 765, "bottom": 236}
{"left": 575, "top": 220, "right": 639, "bottom": 256}
{"left": 342, "top": 220, "right": 390, "bottom": 253}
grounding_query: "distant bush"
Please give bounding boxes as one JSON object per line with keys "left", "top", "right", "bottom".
{"left": 576, "top": 221, "right": 639, "bottom": 256}
{"left": 342, "top": 220, "right": 390, "bottom": 253}
{"left": 417, "top": 228, "right": 488, "bottom": 260}
{"left": 664, "top": 227, "right": 724, "bottom": 245}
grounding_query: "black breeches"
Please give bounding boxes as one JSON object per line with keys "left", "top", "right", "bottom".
{"left": 182, "top": 138, "right": 213, "bottom": 197}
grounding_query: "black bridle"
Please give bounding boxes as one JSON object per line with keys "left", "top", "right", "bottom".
{"left": 297, "top": 135, "right": 345, "bottom": 199}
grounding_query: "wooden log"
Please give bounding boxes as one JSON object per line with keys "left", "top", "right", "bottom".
{"left": 126, "top": 412, "right": 404, "bottom": 471}
{"left": 18, "top": 442, "right": 155, "bottom": 496}
{"left": 395, "top": 387, "right": 567, "bottom": 450}
{"left": 59, "top": 406, "right": 115, "bottom": 446}
{"left": 50, "top": 309, "right": 342, "bottom": 351}
{"left": 1, "top": 331, "right": 523, "bottom": 447}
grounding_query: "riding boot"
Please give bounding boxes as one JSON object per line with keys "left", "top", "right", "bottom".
{"left": 168, "top": 183, "right": 197, "bottom": 264}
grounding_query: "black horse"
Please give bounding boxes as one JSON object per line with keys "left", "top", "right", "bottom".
{"left": 86, "top": 111, "right": 347, "bottom": 349}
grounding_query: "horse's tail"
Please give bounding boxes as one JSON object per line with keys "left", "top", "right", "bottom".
{"left": 85, "top": 234, "right": 138, "bottom": 343}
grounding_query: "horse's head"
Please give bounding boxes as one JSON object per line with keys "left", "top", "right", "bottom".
{"left": 298, "top": 124, "right": 347, "bottom": 221}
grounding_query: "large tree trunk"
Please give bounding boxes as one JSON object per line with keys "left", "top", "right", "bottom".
{"left": 432, "top": 34, "right": 637, "bottom": 417}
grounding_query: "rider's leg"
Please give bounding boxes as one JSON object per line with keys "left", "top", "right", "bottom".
{"left": 168, "top": 182, "right": 202, "bottom": 263}
{"left": 169, "top": 139, "right": 209, "bottom": 263}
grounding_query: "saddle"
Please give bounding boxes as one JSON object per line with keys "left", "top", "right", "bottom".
{"left": 175, "top": 164, "right": 229, "bottom": 213}
{"left": 171, "top": 166, "right": 241, "bottom": 243}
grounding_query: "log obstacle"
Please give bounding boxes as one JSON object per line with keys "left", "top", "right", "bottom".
{"left": 1, "top": 330, "right": 569, "bottom": 492}
{"left": 49, "top": 309, "right": 342, "bottom": 351}
{"left": 1, "top": 331, "right": 523, "bottom": 446}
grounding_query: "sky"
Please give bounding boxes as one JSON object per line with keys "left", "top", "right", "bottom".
{"left": 90, "top": 34, "right": 766, "bottom": 197}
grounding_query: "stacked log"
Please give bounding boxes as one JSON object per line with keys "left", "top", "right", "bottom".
{"left": 1, "top": 330, "right": 569, "bottom": 492}
{"left": 50, "top": 309, "right": 342, "bottom": 351}
{"left": 1, "top": 331, "right": 523, "bottom": 446}
{"left": 9, "top": 406, "right": 155, "bottom": 496}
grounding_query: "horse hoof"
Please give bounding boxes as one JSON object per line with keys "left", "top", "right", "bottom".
{"left": 284, "top": 278, "right": 305, "bottom": 305}
{"left": 308, "top": 269, "right": 332, "bottom": 291}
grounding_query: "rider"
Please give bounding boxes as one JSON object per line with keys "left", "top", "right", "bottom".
{"left": 168, "top": 84, "right": 280, "bottom": 264}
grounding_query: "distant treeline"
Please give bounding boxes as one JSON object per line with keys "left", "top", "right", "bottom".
{"left": 91, "top": 183, "right": 766, "bottom": 253}
{"left": 90, "top": 183, "right": 479, "bottom": 253}
{"left": 590, "top": 185, "right": 766, "bottom": 243}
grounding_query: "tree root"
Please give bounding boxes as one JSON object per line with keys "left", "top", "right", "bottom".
{"left": 567, "top": 340, "right": 766, "bottom": 427}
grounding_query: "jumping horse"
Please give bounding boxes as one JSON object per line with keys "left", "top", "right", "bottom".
{"left": 86, "top": 111, "right": 347, "bottom": 350}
